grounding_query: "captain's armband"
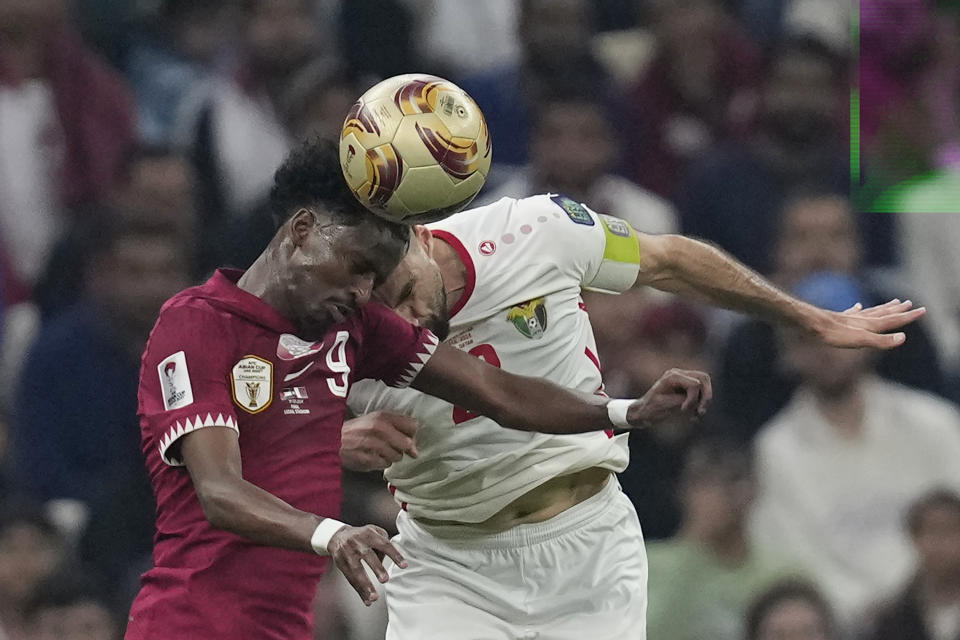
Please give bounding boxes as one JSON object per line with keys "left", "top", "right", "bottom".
{"left": 583, "top": 215, "right": 641, "bottom": 294}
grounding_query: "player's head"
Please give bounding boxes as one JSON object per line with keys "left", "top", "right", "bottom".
{"left": 746, "top": 580, "right": 835, "bottom": 640}
{"left": 373, "top": 225, "right": 449, "bottom": 341}
{"left": 266, "top": 138, "right": 410, "bottom": 337}
{"left": 906, "top": 488, "right": 960, "bottom": 581}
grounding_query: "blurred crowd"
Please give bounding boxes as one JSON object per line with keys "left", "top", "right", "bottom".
{"left": 0, "top": 0, "right": 958, "bottom": 638}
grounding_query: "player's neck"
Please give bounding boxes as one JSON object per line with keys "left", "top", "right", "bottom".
{"left": 237, "top": 247, "right": 292, "bottom": 317}
{"left": 432, "top": 237, "right": 467, "bottom": 315}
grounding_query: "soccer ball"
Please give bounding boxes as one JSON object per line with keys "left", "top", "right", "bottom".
{"left": 339, "top": 74, "right": 492, "bottom": 224}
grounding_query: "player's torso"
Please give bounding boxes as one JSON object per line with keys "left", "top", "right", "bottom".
{"left": 349, "top": 197, "right": 629, "bottom": 522}
{"left": 142, "top": 313, "right": 368, "bottom": 525}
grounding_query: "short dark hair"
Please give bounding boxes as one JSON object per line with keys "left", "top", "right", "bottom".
{"left": 268, "top": 138, "right": 409, "bottom": 247}
{"left": 906, "top": 488, "right": 960, "bottom": 536}
{"left": 745, "top": 580, "right": 835, "bottom": 640}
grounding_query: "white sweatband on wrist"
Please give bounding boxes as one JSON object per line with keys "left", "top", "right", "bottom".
{"left": 606, "top": 399, "right": 634, "bottom": 429}
{"left": 310, "top": 518, "right": 347, "bottom": 556}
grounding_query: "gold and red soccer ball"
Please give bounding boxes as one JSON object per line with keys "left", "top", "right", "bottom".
{"left": 339, "top": 74, "right": 492, "bottom": 224}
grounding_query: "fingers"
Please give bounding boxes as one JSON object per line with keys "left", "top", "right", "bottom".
{"left": 372, "top": 535, "right": 407, "bottom": 570}
{"left": 370, "top": 412, "right": 419, "bottom": 458}
{"left": 332, "top": 525, "right": 407, "bottom": 607}
{"left": 384, "top": 413, "right": 419, "bottom": 438}
{"left": 659, "top": 369, "right": 704, "bottom": 412}
{"left": 688, "top": 370, "right": 713, "bottom": 415}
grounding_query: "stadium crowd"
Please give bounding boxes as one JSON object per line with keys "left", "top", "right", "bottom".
{"left": 0, "top": 0, "right": 958, "bottom": 638}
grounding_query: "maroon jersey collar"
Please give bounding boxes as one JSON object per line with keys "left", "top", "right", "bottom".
{"left": 206, "top": 268, "right": 299, "bottom": 334}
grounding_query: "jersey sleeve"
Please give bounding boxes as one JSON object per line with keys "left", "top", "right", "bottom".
{"left": 138, "top": 303, "right": 240, "bottom": 466}
{"left": 516, "top": 195, "right": 642, "bottom": 294}
{"left": 353, "top": 302, "right": 440, "bottom": 388}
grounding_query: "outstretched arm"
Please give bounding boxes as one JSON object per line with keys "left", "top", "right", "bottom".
{"left": 633, "top": 233, "right": 925, "bottom": 349}
{"left": 411, "top": 344, "right": 711, "bottom": 434}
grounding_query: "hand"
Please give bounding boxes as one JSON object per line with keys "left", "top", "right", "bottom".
{"left": 814, "top": 299, "right": 926, "bottom": 350}
{"left": 340, "top": 412, "right": 419, "bottom": 472}
{"left": 328, "top": 524, "right": 407, "bottom": 606}
{"left": 626, "top": 369, "right": 712, "bottom": 429}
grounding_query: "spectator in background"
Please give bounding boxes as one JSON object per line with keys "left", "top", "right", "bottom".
{"left": 646, "top": 438, "right": 796, "bottom": 640}
{"left": 0, "top": 505, "right": 67, "bottom": 639}
{"left": 0, "top": 0, "right": 135, "bottom": 301}
{"left": 125, "top": 0, "right": 236, "bottom": 146}
{"left": 33, "top": 146, "right": 197, "bottom": 321}
{"left": 750, "top": 272, "right": 960, "bottom": 624}
{"left": 480, "top": 90, "right": 677, "bottom": 236}
{"left": 413, "top": 0, "right": 520, "bottom": 77}
{"left": 175, "top": 0, "right": 319, "bottom": 256}
{"left": 864, "top": 489, "right": 960, "bottom": 640}
{"left": 458, "top": 0, "right": 612, "bottom": 169}
{"left": 719, "top": 192, "right": 943, "bottom": 441}
{"left": 589, "top": 296, "right": 711, "bottom": 539}
{"left": 676, "top": 35, "right": 848, "bottom": 274}
{"left": 625, "top": 0, "right": 761, "bottom": 199}
{"left": 24, "top": 571, "right": 117, "bottom": 640}
{"left": 221, "top": 61, "right": 363, "bottom": 270}
{"left": 746, "top": 580, "right": 837, "bottom": 640}
{"left": 12, "top": 215, "right": 189, "bottom": 596}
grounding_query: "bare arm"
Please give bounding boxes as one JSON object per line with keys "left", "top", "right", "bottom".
{"left": 181, "top": 427, "right": 323, "bottom": 550}
{"left": 411, "top": 344, "right": 711, "bottom": 434}
{"left": 180, "top": 427, "right": 404, "bottom": 605}
{"left": 633, "top": 233, "right": 925, "bottom": 349}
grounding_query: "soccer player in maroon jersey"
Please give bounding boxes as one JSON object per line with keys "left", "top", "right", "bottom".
{"left": 126, "top": 140, "right": 712, "bottom": 640}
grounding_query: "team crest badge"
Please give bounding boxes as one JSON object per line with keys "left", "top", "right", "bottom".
{"left": 231, "top": 355, "right": 273, "bottom": 414}
{"left": 507, "top": 297, "right": 548, "bottom": 339}
{"left": 551, "top": 195, "right": 594, "bottom": 226}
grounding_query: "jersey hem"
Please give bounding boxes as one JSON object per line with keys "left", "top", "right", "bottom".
{"left": 159, "top": 412, "right": 239, "bottom": 466}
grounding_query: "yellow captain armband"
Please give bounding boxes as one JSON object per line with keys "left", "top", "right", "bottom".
{"left": 583, "top": 214, "right": 642, "bottom": 294}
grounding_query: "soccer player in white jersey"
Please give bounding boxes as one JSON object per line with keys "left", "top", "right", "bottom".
{"left": 344, "top": 194, "right": 923, "bottom": 639}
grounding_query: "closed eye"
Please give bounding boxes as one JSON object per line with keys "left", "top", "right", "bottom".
{"left": 395, "top": 279, "right": 415, "bottom": 307}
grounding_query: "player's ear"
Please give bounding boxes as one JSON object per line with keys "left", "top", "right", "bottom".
{"left": 289, "top": 209, "right": 317, "bottom": 247}
{"left": 413, "top": 225, "right": 433, "bottom": 255}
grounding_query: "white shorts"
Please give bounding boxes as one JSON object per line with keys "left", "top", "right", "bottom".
{"left": 384, "top": 478, "right": 648, "bottom": 640}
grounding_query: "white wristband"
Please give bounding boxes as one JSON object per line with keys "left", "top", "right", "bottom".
{"left": 606, "top": 399, "right": 634, "bottom": 430}
{"left": 310, "top": 518, "right": 348, "bottom": 556}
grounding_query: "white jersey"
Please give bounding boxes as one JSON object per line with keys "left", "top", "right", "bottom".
{"left": 347, "top": 195, "right": 642, "bottom": 523}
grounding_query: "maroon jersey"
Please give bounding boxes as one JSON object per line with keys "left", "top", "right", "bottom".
{"left": 126, "top": 269, "right": 438, "bottom": 639}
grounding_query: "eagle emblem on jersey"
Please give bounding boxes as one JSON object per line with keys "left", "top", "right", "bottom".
{"left": 506, "top": 297, "right": 548, "bottom": 340}
{"left": 231, "top": 355, "right": 273, "bottom": 414}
